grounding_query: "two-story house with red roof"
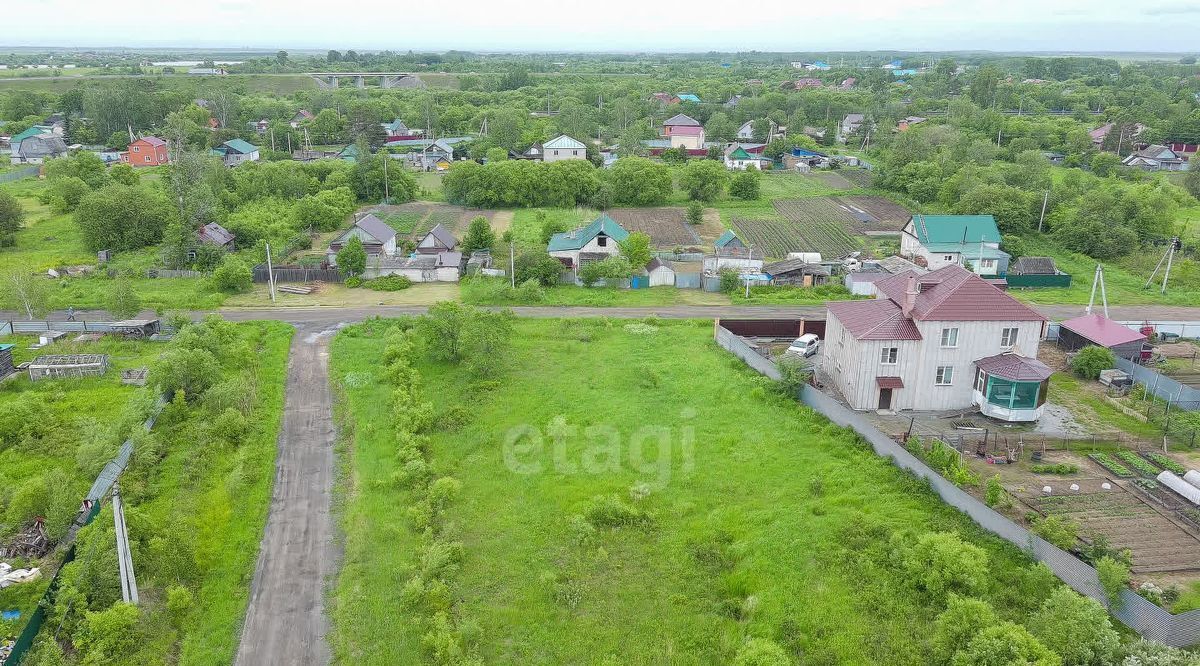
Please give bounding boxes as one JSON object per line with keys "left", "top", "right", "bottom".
{"left": 821, "top": 264, "right": 1050, "bottom": 421}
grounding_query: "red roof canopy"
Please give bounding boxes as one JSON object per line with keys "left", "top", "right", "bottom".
{"left": 975, "top": 353, "right": 1052, "bottom": 382}
{"left": 875, "top": 376, "right": 904, "bottom": 389}
{"left": 1059, "top": 314, "right": 1147, "bottom": 348}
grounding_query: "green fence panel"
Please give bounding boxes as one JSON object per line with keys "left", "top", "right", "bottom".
{"left": 1007, "top": 273, "right": 1073, "bottom": 288}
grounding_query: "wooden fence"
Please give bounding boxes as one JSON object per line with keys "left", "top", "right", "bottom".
{"left": 252, "top": 264, "right": 344, "bottom": 284}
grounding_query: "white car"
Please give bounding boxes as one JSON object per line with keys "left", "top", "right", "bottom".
{"left": 786, "top": 334, "right": 821, "bottom": 357}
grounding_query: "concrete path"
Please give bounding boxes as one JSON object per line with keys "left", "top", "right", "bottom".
{"left": 235, "top": 325, "right": 338, "bottom": 666}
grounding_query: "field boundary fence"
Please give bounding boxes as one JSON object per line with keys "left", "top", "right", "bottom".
{"left": 2, "top": 320, "right": 117, "bottom": 335}
{"left": 1115, "top": 356, "right": 1200, "bottom": 407}
{"left": 714, "top": 323, "right": 1200, "bottom": 647}
{"left": 0, "top": 166, "right": 39, "bottom": 184}
{"left": 252, "top": 264, "right": 344, "bottom": 284}
{"left": 147, "top": 268, "right": 209, "bottom": 279}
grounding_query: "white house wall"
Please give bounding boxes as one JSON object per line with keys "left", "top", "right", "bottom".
{"left": 823, "top": 314, "right": 1043, "bottom": 412}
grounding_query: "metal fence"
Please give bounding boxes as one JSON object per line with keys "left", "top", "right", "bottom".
{"left": 713, "top": 324, "right": 1200, "bottom": 648}
{"left": 651, "top": 251, "right": 705, "bottom": 262}
{"left": 1116, "top": 356, "right": 1200, "bottom": 406}
{"left": 2, "top": 320, "right": 117, "bottom": 335}
{"left": 675, "top": 272, "right": 702, "bottom": 289}
{"left": 147, "top": 268, "right": 208, "bottom": 279}
{"left": 0, "top": 165, "right": 39, "bottom": 184}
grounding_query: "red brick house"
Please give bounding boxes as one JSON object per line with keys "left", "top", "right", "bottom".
{"left": 121, "top": 136, "right": 169, "bottom": 167}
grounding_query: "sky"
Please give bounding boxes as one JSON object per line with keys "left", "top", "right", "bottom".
{"left": 6, "top": 0, "right": 1200, "bottom": 53}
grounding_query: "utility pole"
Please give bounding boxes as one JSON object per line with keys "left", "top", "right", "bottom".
{"left": 383, "top": 154, "right": 390, "bottom": 203}
{"left": 265, "top": 242, "right": 277, "bottom": 304}
{"left": 1086, "top": 264, "right": 1109, "bottom": 318}
{"left": 270, "top": 129, "right": 275, "bottom": 152}
{"left": 1145, "top": 237, "right": 1181, "bottom": 295}
{"left": 1037, "top": 191, "right": 1049, "bottom": 233}
{"left": 510, "top": 241, "right": 515, "bottom": 289}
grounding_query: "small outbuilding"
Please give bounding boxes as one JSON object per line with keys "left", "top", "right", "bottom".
{"left": 28, "top": 354, "right": 109, "bottom": 381}
{"left": 763, "top": 258, "right": 830, "bottom": 286}
{"left": 417, "top": 224, "right": 459, "bottom": 255}
{"left": 844, "top": 270, "right": 889, "bottom": 296}
{"left": 1057, "top": 313, "right": 1148, "bottom": 360}
{"left": 646, "top": 258, "right": 676, "bottom": 287}
{"left": 109, "top": 319, "right": 161, "bottom": 338}
{"left": 1006, "top": 256, "right": 1071, "bottom": 288}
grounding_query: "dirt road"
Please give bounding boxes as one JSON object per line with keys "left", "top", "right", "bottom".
{"left": 235, "top": 325, "right": 338, "bottom": 666}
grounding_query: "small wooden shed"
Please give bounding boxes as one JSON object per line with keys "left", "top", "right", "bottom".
{"left": 646, "top": 258, "right": 676, "bottom": 287}
{"left": 110, "top": 319, "right": 161, "bottom": 338}
{"left": 28, "top": 354, "right": 109, "bottom": 381}
{"left": 0, "top": 343, "right": 15, "bottom": 379}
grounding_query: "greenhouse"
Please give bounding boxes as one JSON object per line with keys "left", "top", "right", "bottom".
{"left": 972, "top": 352, "right": 1052, "bottom": 422}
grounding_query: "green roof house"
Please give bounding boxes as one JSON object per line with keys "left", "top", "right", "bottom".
{"left": 211, "top": 139, "right": 260, "bottom": 167}
{"left": 901, "top": 214, "right": 1009, "bottom": 277}
{"left": 547, "top": 214, "right": 629, "bottom": 269}
{"left": 8, "top": 125, "right": 54, "bottom": 160}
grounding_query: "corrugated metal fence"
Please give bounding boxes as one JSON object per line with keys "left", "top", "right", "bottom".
{"left": 0, "top": 165, "right": 39, "bottom": 184}
{"left": 714, "top": 324, "right": 1200, "bottom": 648}
{"left": 2, "top": 320, "right": 117, "bottom": 335}
{"left": 1115, "top": 356, "right": 1200, "bottom": 406}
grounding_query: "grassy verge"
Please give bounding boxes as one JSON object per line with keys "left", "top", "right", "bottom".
{"left": 329, "top": 317, "right": 1069, "bottom": 664}
{"left": 460, "top": 278, "right": 730, "bottom": 306}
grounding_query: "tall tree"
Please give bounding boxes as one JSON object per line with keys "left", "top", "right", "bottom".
{"left": 0, "top": 265, "right": 52, "bottom": 320}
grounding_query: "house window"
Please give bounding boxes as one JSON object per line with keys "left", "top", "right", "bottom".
{"left": 597, "top": 236, "right": 607, "bottom": 247}
{"left": 144, "top": 156, "right": 151, "bottom": 163}
{"left": 132, "top": 146, "right": 139, "bottom": 152}
{"left": 554, "top": 150, "right": 559, "bottom": 155}
{"left": 940, "top": 327, "right": 959, "bottom": 348}
{"left": 980, "top": 259, "right": 994, "bottom": 268}
{"left": 880, "top": 347, "right": 898, "bottom": 364}
{"left": 943, "top": 255, "right": 954, "bottom": 262}
{"left": 1001, "top": 327, "right": 1018, "bottom": 348}
{"left": 975, "top": 368, "right": 987, "bottom": 391}
{"left": 935, "top": 366, "right": 954, "bottom": 386}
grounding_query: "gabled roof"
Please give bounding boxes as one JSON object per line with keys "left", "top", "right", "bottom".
{"left": 663, "top": 114, "right": 700, "bottom": 127}
{"left": 293, "top": 109, "right": 314, "bottom": 120}
{"left": 763, "top": 259, "right": 830, "bottom": 276}
{"left": 677, "top": 93, "right": 701, "bottom": 103}
{"left": 975, "top": 353, "right": 1052, "bottom": 382}
{"left": 343, "top": 214, "right": 396, "bottom": 245}
{"left": 715, "top": 230, "right": 742, "bottom": 248}
{"left": 547, "top": 214, "right": 629, "bottom": 252}
{"left": 873, "top": 264, "right": 1045, "bottom": 323}
{"left": 827, "top": 298, "right": 923, "bottom": 341}
{"left": 646, "top": 257, "right": 673, "bottom": 272}
{"left": 544, "top": 134, "right": 586, "bottom": 150}
{"left": 1009, "top": 256, "right": 1059, "bottom": 275}
{"left": 197, "top": 222, "right": 234, "bottom": 246}
{"left": 10, "top": 126, "right": 53, "bottom": 144}
{"left": 422, "top": 223, "right": 458, "bottom": 250}
{"left": 908, "top": 214, "right": 1000, "bottom": 245}
{"left": 221, "top": 139, "right": 258, "bottom": 154}
{"left": 136, "top": 136, "right": 167, "bottom": 147}
{"left": 1060, "top": 314, "right": 1146, "bottom": 348}
{"left": 727, "top": 147, "right": 754, "bottom": 160}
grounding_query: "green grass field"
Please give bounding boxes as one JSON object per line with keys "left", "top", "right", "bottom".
{"left": 460, "top": 278, "right": 731, "bottom": 306}
{"left": 329, "top": 317, "right": 1069, "bottom": 664}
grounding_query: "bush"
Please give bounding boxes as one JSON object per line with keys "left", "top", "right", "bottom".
{"left": 984, "top": 475, "right": 1005, "bottom": 507}
{"left": 680, "top": 159, "right": 730, "bottom": 201}
{"left": 900, "top": 531, "right": 988, "bottom": 599}
{"left": 1096, "top": 555, "right": 1131, "bottom": 607}
{"left": 1070, "top": 345, "right": 1115, "bottom": 380}
{"left": 153, "top": 347, "right": 221, "bottom": 401}
{"left": 1028, "top": 587, "right": 1120, "bottom": 665}
{"left": 933, "top": 596, "right": 999, "bottom": 663}
{"left": 336, "top": 235, "right": 367, "bottom": 277}
{"left": 686, "top": 200, "right": 704, "bottom": 225}
{"left": 719, "top": 268, "right": 741, "bottom": 293}
{"left": 1031, "top": 515, "right": 1078, "bottom": 550}
{"left": 579, "top": 256, "right": 631, "bottom": 287}
{"left": 514, "top": 251, "right": 565, "bottom": 286}
{"left": 733, "top": 638, "right": 791, "bottom": 666}
{"left": 105, "top": 278, "right": 142, "bottom": 319}
{"left": 730, "top": 167, "right": 761, "bottom": 200}
{"left": 952, "top": 622, "right": 1059, "bottom": 666}
{"left": 364, "top": 275, "right": 412, "bottom": 291}
{"left": 211, "top": 256, "right": 253, "bottom": 293}
{"left": 582, "top": 494, "right": 652, "bottom": 528}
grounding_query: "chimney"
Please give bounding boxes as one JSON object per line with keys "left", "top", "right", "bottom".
{"left": 902, "top": 274, "right": 918, "bottom": 319}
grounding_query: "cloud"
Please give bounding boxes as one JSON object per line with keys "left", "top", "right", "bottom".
{"left": 1141, "top": 3, "right": 1200, "bottom": 15}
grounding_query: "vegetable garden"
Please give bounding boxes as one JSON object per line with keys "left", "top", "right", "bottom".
{"left": 732, "top": 215, "right": 859, "bottom": 259}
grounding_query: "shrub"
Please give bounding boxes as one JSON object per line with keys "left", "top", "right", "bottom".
{"left": 153, "top": 347, "right": 221, "bottom": 401}
{"left": 933, "top": 596, "right": 999, "bottom": 663}
{"left": 336, "top": 235, "right": 367, "bottom": 276}
{"left": 984, "top": 475, "right": 1005, "bottom": 507}
{"left": 718, "top": 268, "right": 741, "bottom": 293}
{"left": 514, "top": 251, "right": 565, "bottom": 286}
{"left": 105, "top": 278, "right": 142, "bottom": 319}
{"left": 364, "top": 275, "right": 412, "bottom": 291}
{"left": 900, "top": 531, "right": 988, "bottom": 599}
{"left": 1028, "top": 587, "right": 1120, "bottom": 665}
{"left": 1031, "top": 514, "right": 1079, "bottom": 550}
{"left": 952, "top": 622, "right": 1059, "bottom": 666}
{"left": 686, "top": 200, "right": 704, "bottom": 225}
{"left": 1096, "top": 556, "right": 1131, "bottom": 607}
{"left": 1070, "top": 345, "right": 1115, "bottom": 380}
{"left": 211, "top": 256, "right": 253, "bottom": 293}
{"left": 730, "top": 167, "right": 761, "bottom": 200}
